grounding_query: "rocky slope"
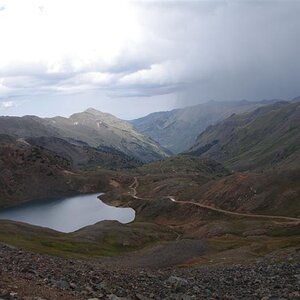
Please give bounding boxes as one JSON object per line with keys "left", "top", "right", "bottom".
{"left": 27, "top": 136, "right": 141, "bottom": 170}
{"left": 0, "top": 134, "right": 110, "bottom": 209}
{"left": 188, "top": 101, "right": 300, "bottom": 171}
{"left": 131, "top": 100, "right": 274, "bottom": 153}
{"left": 1, "top": 242, "right": 300, "bottom": 300}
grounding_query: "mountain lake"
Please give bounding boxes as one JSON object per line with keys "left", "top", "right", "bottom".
{"left": 0, "top": 193, "right": 135, "bottom": 233}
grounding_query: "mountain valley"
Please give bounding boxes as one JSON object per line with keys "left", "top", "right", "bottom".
{"left": 0, "top": 100, "right": 299, "bottom": 300}
{"left": 130, "top": 100, "right": 279, "bottom": 153}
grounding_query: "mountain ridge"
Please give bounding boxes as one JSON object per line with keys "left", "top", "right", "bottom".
{"left": 0, "top": 108, "right": 169, "bottom": 163}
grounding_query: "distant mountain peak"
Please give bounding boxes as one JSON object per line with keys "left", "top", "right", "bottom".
{"left": 82, "top": 108, "right": 116, "bottom": 120}
{"left": 84, "top": 108, "right": 102, "bottom": 115}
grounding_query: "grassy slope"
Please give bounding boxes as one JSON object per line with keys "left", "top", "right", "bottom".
{"left": 189, "top": 101, "right": 300, "bottom": 171}
{"left": 0, "top": 220, "right": 175, "bottom": 258}
{"left": 188, "top": 168, "right": 300, "bottom": 218}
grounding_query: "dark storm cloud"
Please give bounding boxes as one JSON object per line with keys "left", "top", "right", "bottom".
{"left": 113, "top": 0, "right": 300, "bottom": 103}
{"left": 172, "top": 1, "right": 300, "bottom": 103}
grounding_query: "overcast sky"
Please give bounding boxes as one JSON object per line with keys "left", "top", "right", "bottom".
{"left": 0, "top": 0, "right": 299, "bottom": 119}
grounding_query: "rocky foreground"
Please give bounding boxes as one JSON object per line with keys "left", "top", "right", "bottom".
{"left": 0, "top": 243, "right": 300, "bottom": 300}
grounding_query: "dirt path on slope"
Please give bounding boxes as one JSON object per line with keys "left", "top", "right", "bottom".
{"left": 129, "top": 177, "right": 182, "bottom": 239}
{"left": 129, "top": 177, "right": 300, "bottom": 224}
{"left": 167, "top": 197, "right": 300, "bottom": 223}
{"left": 129, "top": 176, "right": 140, "bottom": 199}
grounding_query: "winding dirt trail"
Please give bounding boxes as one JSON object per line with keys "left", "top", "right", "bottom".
{"left": 129, "top": 177, "right": 300, "bottom": 224}
{"left": 167, "top": 197, "right": 300, "bottom": 223}
{"left": 129, "top": 177, "right": 141, "bottom": 199}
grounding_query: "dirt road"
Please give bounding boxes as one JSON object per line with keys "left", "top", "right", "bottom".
{"left": 130, "top": 177, "right": 300, "bottom": 224}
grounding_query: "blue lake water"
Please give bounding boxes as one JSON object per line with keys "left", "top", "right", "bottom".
{"left": 0, "top": 193, "right": 135, "bottom": 233}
